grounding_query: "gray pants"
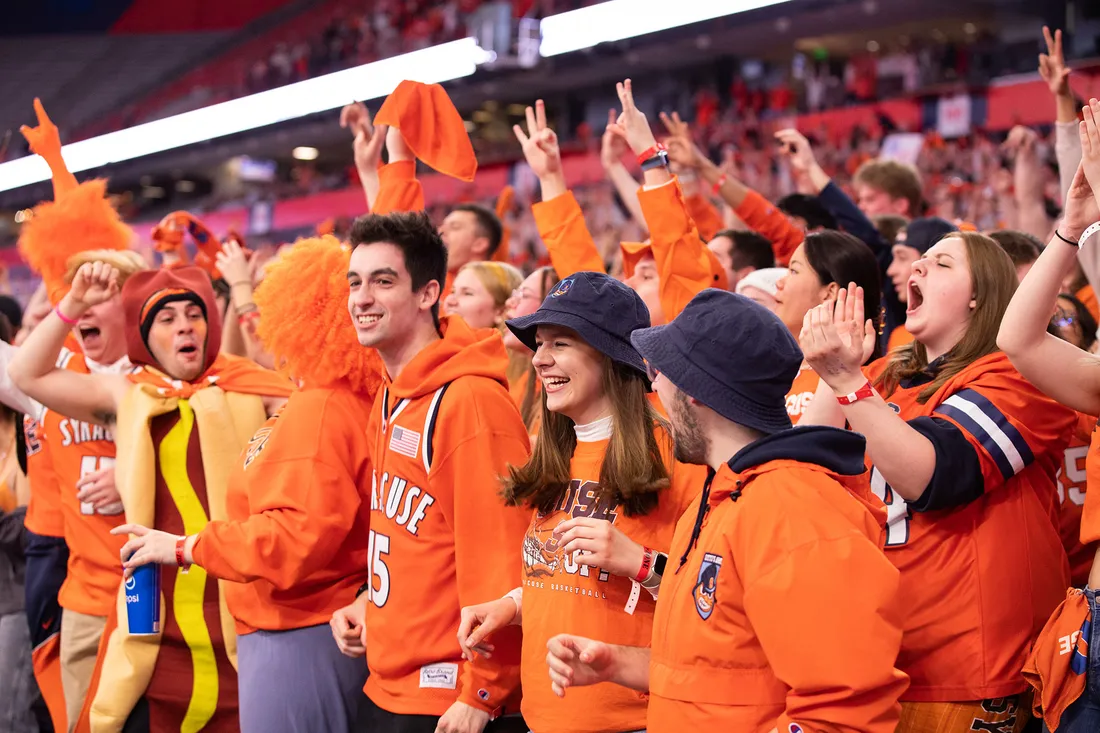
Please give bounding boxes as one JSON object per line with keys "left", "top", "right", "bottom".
{"left": 0, "top": 612, "right": 39, "bottom": 733}
{"left": 238, "top": 623, "right": 368, "bottom": 733}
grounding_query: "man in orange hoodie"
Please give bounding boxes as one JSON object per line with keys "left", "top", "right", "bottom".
{"left": 330, "top": 210, "right": 531, "bottom": 733}
{"left": 544, "top": 288, "right": 909, "bottom": 733}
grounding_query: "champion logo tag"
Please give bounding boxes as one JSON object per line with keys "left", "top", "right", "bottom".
{"left": 789, "top": 724, "right": 803, "bottom": 733}
{"left": 389, "top": 426, "right": 421, "bottom": 458}
{"left": 477, "top": 689, "right": 490, "bottom": 701}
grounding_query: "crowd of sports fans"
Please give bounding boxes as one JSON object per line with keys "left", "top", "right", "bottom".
{"left": 4, "top": 19, "right": 1100, "bottom": 733}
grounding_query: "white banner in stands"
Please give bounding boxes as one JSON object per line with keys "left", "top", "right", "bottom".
{"left": 937, "top": 94, "right": 972, "bottom": 139}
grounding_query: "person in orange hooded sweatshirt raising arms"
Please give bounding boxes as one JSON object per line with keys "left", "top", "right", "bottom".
{"left": 330, "top": 210, "right": 531, "bottom": 733}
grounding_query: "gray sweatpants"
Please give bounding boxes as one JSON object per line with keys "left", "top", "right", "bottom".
{"left": 0, "top": 612, "right": 39, "bottom": 733}
{"left": 238, "top": 623, "right": 368, "bottom": 733}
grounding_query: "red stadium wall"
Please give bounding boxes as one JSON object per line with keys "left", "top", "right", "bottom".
{"left": 111, "top": 0, "right": 296, "bottom": 33}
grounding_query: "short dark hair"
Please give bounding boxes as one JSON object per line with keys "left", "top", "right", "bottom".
{"left": 988, "top": 230, "right": 1042, "bottom": 267}
{"left": 452, "top": 204, "right": 504, "bottom": 258}
{"left": 712, "top": 229, "right": 775, "bottom": 271}
{"left": 804, "top": 230, "right": 883, "bottom": 361}
{"left": 776, "top": 193, "right": 838, "bottom": 231}
{"left": 349, "top": 211, "right": 448, "bottom": 321}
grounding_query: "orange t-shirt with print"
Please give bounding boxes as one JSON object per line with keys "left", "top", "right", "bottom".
{"left": 786, "top": 363, "right": 819, "bottom": 425}
{"left": 519, "top": 431, "right": 704, "bottom": 733}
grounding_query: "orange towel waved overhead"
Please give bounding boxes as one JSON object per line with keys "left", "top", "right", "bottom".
{"left": 374, "top": 80, "right": 477, "bottom": 182}
{"left": 494, "top": 186, "right": 515, "bottom": 263}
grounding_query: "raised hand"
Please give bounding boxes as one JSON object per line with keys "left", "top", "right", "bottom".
{"left": 659, "top": 110, "right": 692, "bottom": 141}
{"left": 599, "top": 108, "right": 628, "bottom": 170}
{"left": 1039, "top": 26, "right": 1070, "bottom": 98}
{"left": 340, "top": 101, "right": 387, "bottom": 172}
{"left": 1079, "top": 99, "right": 1100, "bottom": 203}
{"left": 513, "top": 99, "right": 563, "bottom": 180}
{"left": 606, "top": 79, "right": 658, "bottom": 157}
{"left": 20, "top": 98, "right": 62, "bottom": 161}
{"left": 215, "top": 239, "right": 251, "bottom": 287}
{"left": 774, "top": 129, "right": 819, "bottom": 174}
{"left": 799, "top": 283, "right": 876, "bottom": 395}
{"left": 67, "top": 262, "right": 120, "bottom": 309}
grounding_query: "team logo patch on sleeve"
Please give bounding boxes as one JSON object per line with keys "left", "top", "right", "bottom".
{"left": 389, "top": 426, "right": 421, "bottom": 459}
{"left": 243, "top": 426, "right": 273, "bottom": 468}
{"left": 692, "top": 553, "right": 722, "bottom": 620}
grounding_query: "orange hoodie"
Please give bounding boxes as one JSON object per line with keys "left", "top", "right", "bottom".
{"left": 648, "top": 427, "right": 907, "bottom": 733}
{"left": 191, "top": 385, "right": 374, "bottom": 633}
{"left": 364, "top": 316, "right": 531, "bottom": 718}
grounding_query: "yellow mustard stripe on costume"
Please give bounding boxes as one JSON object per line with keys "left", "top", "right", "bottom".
{"left": 159, "top": 400, "right": 219, "bottom": 733}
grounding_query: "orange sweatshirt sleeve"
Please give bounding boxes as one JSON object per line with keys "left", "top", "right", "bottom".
{"left": 638, "top": 179, "right": 728, "bottom": 321}
{"left": 734, "top": 190, "right": 805, "bottom": 266}
{"left": 430, "top": 381, "right": 531, "bottom": 715}
{"left": 532, "top": 191, "right": 606, "bottom": 278}
{"left": 739, "top": 481, "right": 907, "bottom": 733}
{"left": 192, "top": 391, "right": 367, "bottom": 589}
{"left": 373, "top": 160, "right": 425, "bottom": 215}
{"left": 684, "top": 193, "right": 723, "bottom": 243}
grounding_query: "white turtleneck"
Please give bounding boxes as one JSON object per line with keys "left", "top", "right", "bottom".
{"left": 574, "top": 414, "right": 613, "bottom": 442}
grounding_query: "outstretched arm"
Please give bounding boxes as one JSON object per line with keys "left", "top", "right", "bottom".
{"left": 8, "top": 263, "right": 124, "bottom": 426}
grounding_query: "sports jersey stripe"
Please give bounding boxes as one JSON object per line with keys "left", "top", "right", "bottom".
{"left": 935, "top": 389, "right": 1032, "bottom": 479}
{"left": 421, "top": 383, "right": 450, "bottom": 474}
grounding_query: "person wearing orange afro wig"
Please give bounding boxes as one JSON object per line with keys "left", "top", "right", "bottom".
{"left": 10, "top": 262, "right": 294, "bottom": 733}
{"left": 111, "top": 236, "right": 385, "bottom": 733}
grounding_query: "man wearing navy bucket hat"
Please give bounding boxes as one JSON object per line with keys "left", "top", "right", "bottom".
{"left": 543, "top": 288, "right": 909, "bottom": 733}
{"left": 456, "top": 271, "right": 705, "bottom": 733}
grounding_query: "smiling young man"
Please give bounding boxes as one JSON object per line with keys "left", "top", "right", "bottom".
{"left": 331, "top": 210, "right": 531, "bottom": 733}
{"left": 9, "top": 261, "right": 293, "bottom": 731}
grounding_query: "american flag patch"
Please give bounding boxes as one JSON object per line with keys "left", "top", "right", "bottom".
{"left": 389, "top": 426, "right": 421, "bottom": 458}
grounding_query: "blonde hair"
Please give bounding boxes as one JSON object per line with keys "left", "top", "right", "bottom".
{"left": 64, "top": 249, "right": 148, "bottom": 287}
{"left": 458, "top": 261, "right": 526, "bottom": 384}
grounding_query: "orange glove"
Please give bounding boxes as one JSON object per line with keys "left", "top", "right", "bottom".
{"left": 20, "top": 98, "right": 77, "bottom": 198}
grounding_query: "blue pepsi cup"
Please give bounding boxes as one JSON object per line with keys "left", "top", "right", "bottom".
{"left": 125, "top": 564, "right": 161, "bottom": 635}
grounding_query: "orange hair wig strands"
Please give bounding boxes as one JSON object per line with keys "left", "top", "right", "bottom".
{"left": 17, "top": 180, "right": 133, "bottom": 304}
{"left": 253, "top": 235, "right": 384, "bottom": 397}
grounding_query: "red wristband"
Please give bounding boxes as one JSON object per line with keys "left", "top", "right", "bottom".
{"left": 176, "top": 536, "right": 191, "bottom": 569}
{"left": 712, "top": 174, "right": 728, "bottom": 195}
{"left": 636, "top": 143, "right": 666, "bottom": 166}
{"left": 836, "top": 381, "right": 875, "bottom": 405}
{"left": 634, "top": 546, "right": 655, "bottom": 582}
{"left": 55, "top": 305, "right": 78, "bottom": 325}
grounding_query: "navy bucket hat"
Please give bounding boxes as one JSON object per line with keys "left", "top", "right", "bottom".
{"left": 506, "top": 271, "right": 649, "bottom": 375}
{"left": 631, "top": 289, "right": 802, "bottom": 434}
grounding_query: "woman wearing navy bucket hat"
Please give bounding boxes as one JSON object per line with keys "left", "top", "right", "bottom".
{"left": 456, "top": 271, "right": 705, "bottom": 733}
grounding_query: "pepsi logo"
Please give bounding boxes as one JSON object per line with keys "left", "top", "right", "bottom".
{"left": 125, "top": 575, "right": 136, "bottom": 590}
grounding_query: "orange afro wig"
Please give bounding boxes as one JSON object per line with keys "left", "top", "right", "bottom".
{"left": 18, "top": 179, "right": 133, "bottom": 305}
{"left": 254, "top": 235, "right": 384, "bottom": 397}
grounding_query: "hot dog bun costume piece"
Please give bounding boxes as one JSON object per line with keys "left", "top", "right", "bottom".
{"left": 87, "top": 267, "right": 292, "bottom": 733}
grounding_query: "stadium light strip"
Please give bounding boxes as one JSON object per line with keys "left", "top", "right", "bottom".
{"left": 539, "top": 0, "right": 793, "bottom": 57}
{"left": 0, "top": 38, "right": 491, "bottom": 193}
{"left": 0, "top": 1, "right": 793, "bottom": 194}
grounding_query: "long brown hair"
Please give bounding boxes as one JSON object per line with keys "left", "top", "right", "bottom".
{"left": 517, "top": 266, "right": 559, "bottom": 431}
{"left": 875, "top": 231, "right": 1017, "bottom": 403}
{"left": 502, "top": 357, "right": 671, "bottom": 517}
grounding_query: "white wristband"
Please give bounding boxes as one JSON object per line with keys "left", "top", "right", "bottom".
{"left": 1081, "top": 222, "right": 1100, "bottom": 249}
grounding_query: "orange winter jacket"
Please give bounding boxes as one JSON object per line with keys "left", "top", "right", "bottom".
{"left": 648, "top": 426, "right": 908, "bottom": 733}
{"left": 364, "top": 317, "right": 531, "bottom": 717}
{"left": 191, "top": 385, "right": 374, "bottom": 633}
{"left": 733, "top": 189, "right": 804, "bottom": 266}
{"left": 646, "top": 424, "right": 906, "bottom": 726}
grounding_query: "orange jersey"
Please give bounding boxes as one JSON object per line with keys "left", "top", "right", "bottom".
{"left": 785, "top": 362, "right": 819, "bottom": 425}
{"left": 647, "top": 427, "right": 907, "bottom": 733}
{"left": 865, "top": 352, "right": 1074, "bottom": 701}
{"left": 23, "top": 414, "right": 64, "bottom": 538}
{"left": 364, "top": 317, "right": 531, "bottom": 718}
{"left": 1055, "top": 412, "right": 1098, "bottom": 587}
{"left": 46, "top": 348, "right": 125, "bottom": 617}
{"left": 519, "top": 432, "right": 704, "bottom": 733}
{"left": 191, "top": 386, "right": 374, "bottom": 633}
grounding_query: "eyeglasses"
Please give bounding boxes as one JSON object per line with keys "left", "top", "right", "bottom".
{"left": 1052, "top": 310, "right": 1076, "bottom": 328}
